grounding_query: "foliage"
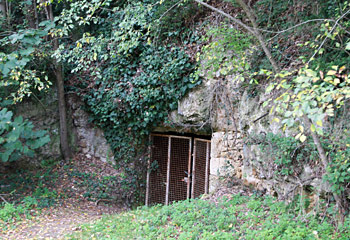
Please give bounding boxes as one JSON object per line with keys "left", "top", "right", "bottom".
{"left": 0, "top": 196, "right": 40, "bottom": 230}
{"left": 247, "top": 133, "right": 319, "bottom": 176}
{"left": 68, "top": 170, "right": 120, "bottom": 202}
{"left": 32, "top": 187, "right": 59, "bottom": 208}
{"left": 0, "top": 108, "right": 50, "bottom": 162}
{"left": 324, "top": 132, "right": 350, "bottom": 196}
{"left": 265, "top": 66, "right": 350, "bottom": 139}
{"left": 0, "top": 21, "right": 54, "bottom": 103}
{"left": 0, "top": 16, "right": 53, "bottom": 164}
{"left": 0, "top": 203, "right": 26, "bottom": 223}
{"left": 68, "top": 195, "right": 350, "bottom": 239}
{"left": 249, "top": 0, "right": 350, "bottom": 70}
{"left": 0, "top": 164, "right": 62, "bottom": 206}
{"left": 197, "top": 23, "right": 252, "bottom": 79}
{"left": 150, "top": 0, "right": 203, "bottom": 43}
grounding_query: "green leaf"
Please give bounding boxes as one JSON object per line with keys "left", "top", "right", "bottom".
{"left": 19, "top": 47, "right": 34, "bottom": 56}
{"left": 1, "top": 151, "right": 11, "bottom": 162}
{"left": 310, "top": 124, "right": 316, "bottom": 132}
{"left": 346, "top": 42, "right": 350, "bottom": 50}
{"left": 266, "top": 84, "right": 275, "bottom": 93}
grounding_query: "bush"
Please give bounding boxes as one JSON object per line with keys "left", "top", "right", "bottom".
{"left": 0, "top": 108, "right": 50, "bottom": 162}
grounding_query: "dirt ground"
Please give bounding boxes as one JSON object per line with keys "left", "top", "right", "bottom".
{"left": 0, "top": 153, "right": 127, "bottom": 240}
{"left": 1, "top": 198, "right": 124, "bottom": 240}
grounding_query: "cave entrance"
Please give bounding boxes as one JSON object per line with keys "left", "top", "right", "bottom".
{"left": 146, "top": 133, "right": 211, "bottom": 206}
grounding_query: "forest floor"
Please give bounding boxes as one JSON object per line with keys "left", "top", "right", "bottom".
{"left": 1, "top": 200, "right": 122, "bottom": 240}
{"left": 0, "top": 154, "right": 127, "bottom": 239}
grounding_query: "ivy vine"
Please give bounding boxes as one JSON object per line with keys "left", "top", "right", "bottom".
{"left": 59, "top": 1, "right": 201, "bottom": 204}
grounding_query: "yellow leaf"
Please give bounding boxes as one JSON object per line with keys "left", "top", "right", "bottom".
{"left": 299, "top": 125, "right": 304, "bottom": 132}
{"left": 273, "top": 117, "right": 280, "bottom": 123}
{"left": 77, "top": 42, "right": 82, "bottom": 48}
{"left": 300, "top": 134, "right": 307, "bottom": 142}
{"left": 331, "top": 65, "right": 338, "bottom": 70}
{"left": 334, "top": 78, "right": 340, "bottom": 85}
{"left": 327, "top": 70, "right": 337, "bottom": 76}
{"left": 295, "top": 133, "right": 302, "bottom": 140}
{"left": 336, "top": 96, "right": 344, "bottom": 105}
{"left": 316, "top": 120, "right": 323, "bottom": 127}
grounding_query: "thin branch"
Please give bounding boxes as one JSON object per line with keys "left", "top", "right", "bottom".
{"left": 235, "top": 0, "right": 279, "bottom": 72}
{"left": 195, "top": 0, "right": 332, "bottom": 36}
{"left": 194, "top": 0, "right": 279, "bottom": 72}
{"left": 307, "top": 9, "right": 350, "bottom": 65}
{"left": 267, "top": 19, "right": 334, "bottom": 41}
{"left": 253, "top": 113, "right": 268, "bottom": 123}
{"left": 194, "top": 0, "right": 255, "bottom": 35}
{"left": 158, "top": 0, "right": 182, "bottom": 21}
{"left": 0, "top": 195, "right": 9, "bottom": 204}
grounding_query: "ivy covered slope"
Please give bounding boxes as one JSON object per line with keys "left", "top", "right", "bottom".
{"left": 69, "top": 195, "right": 350, "bottom": 239}
{"left": 59, "top": 1, "right": 201, "bottom": 163}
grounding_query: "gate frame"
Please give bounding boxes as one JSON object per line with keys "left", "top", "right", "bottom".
{"left": 192, "top": 138, "right": 211, "bottom": 197}
{"left": 146, "top": 133, "right": 210, "bottom": 206}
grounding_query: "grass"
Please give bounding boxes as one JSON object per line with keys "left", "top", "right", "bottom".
{"left": 68, "top": 194, "right": 350, "bottom": 240}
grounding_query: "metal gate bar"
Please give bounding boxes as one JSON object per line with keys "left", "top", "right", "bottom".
{"left": 205, "top": 141, "right": 211, "bottom": 194}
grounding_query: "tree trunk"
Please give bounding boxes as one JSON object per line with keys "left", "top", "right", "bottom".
{"left": 234, "top": 0, "right": 279, "bottom": 72}
{"left": 303, "top": 116, "right": 347, "bottom": 224}
{"left": 48, "top": 5, "right": 72, "bottom": 161}
{"left": 0, "top": 0, "right": 6, "bottom": 17}
{"left": 24, "top": 0, "right": 37, "bottom": 29}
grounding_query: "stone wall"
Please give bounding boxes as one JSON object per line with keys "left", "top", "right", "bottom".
{"left": 10, "top": 89, "right": 113, "bottom": 168}
{"left": 68, "top": 95, "right": 114, "bottom": 163}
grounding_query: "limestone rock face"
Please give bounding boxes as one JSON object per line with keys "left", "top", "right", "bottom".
{"left": 68, "top": 96, "right": 114, "bottom": 163}
{"left": 164, "top": 73, "right": 327, "bottom": 199}
{"left": 172, "top": 85, "right": 209, "bottom": 125}
{"left": 164, "top": 84, "right": 211, "bottom": 134}
{"left": 7, "top": 90, "right": 114, "bottom": 169}
{"left": 13, "top": 90, "right": 67, "bottom": 167}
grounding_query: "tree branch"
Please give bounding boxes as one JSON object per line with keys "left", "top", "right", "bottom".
{"left": 194, "top": 0, "right": 255, "bottom": 35}
{"left": 234, "top": 0, "right": 279, "bottom": 72}
{"left": 302, "top": 115, "right": 347, "bottom": 223}
{"left": 194, "top": 0, "right": 279, "bottom": 72}
{"left": 307, "top": 9, "right": 350, "bottom": 65}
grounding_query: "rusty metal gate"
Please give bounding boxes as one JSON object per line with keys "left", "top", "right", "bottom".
{"left": 146, "top": 134, "right": 211, "bottom": 205}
